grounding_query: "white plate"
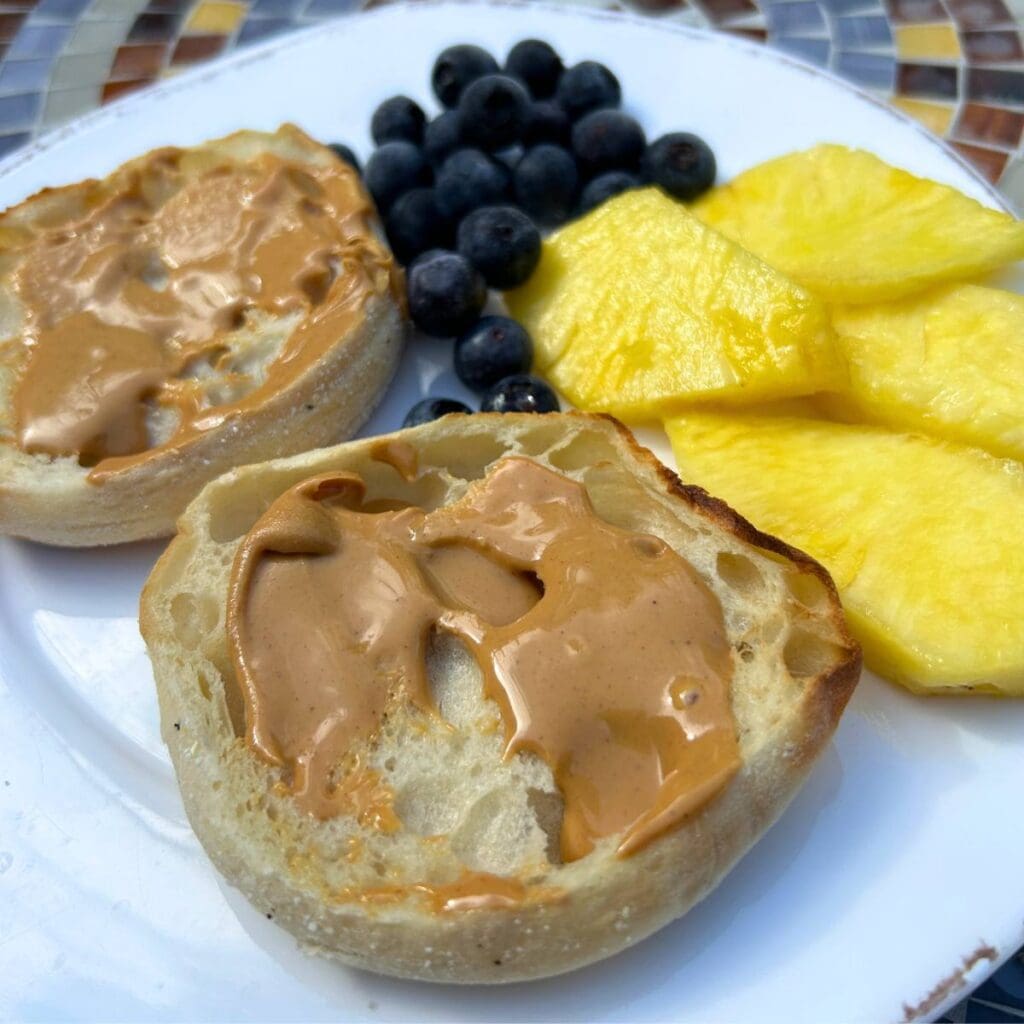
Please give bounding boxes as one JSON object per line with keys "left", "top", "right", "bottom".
{"left": 1, "top": 4, "right": 1022, "bottom": 1020}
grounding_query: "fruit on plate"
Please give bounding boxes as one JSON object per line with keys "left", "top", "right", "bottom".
{"left": 666, "top": 412, "right": 1024, "bottom": 695}
{"left": 505, "top": 188, "right": 841, "bottom": 420}
{"left": 693, "top": 144, "right": 1024, "bottom": 303}
{"left": 827, "top": 284, "right": 1024, "bottom": 463}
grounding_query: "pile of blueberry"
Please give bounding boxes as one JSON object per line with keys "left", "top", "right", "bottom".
{"left": 330, "top": 38, "right": 717, "bottom": 427}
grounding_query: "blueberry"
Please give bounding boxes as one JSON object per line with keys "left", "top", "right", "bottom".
{"left": 458, "top": 74, "right": 531, "bottom": 152}
{"left": 579, "top": 170, "right": 640, "bottom": 213}
{"left": 328, "top": 142, "right": 361, "bottom": 174}
{"left": 435, "top": 149, "right": 511, "bottom": 221}
{"left": 556, "top": 61, "right": 621, "bottom": 120}
{"left": 642, "top": 132, "right": 717, "bottom": 201}
{"left": 423, "top": 110, "right": 464, "bottom": 167}
{"left": 432, "top": 44, "right": 499, "bottom": 108}
{"left": 572, "top": 109, "right": 645, "bottom": 177}
{"left": 457, "top": 205, "right": 540, "bottom": 289}
{"left": 523, "top": 100, "right": 571, "bottom": 146}
{"left": 365, "top": 141, "right": 431, "bottom": 214}
{"left": 370, "top": 95, "right": 426, "bottom": 146}
{"left": 514, "top": 144, "right": 578, "bottom": 225}
{"left": 385, "top": 189, "right": 454, "bottom": 265}
{"left": 455, "top": 316, "right": 533, "bottom": 392}
{"left": 481, "top": 374, "right": 560, "bottom": 414}
{"left": 403, "top": 397, "right": 473, "bottom": 428}
{"left": 505, "top": 39, "right": 563, "bottom": 99}
{"left": 407, "top": 250, "right": 487, "bottom": 338}
{"left": 494, "top": 145, "right": 524, "bottom": 172}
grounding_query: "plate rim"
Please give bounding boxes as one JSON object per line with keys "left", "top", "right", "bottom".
{"left": 0, "top": 0, "right": 1013, "bottom": 216}
{"left": 0, "top": 3, "right": 1019, "bottom": 1019}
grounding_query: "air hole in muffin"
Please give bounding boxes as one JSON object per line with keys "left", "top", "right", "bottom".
{"left": 783, "top": 628, "right": 844, "bottom": 679}
{"left": 716, "top": 552, "right": 764, "bottom": 594}
{"left": 420, "top": 433, "right": 508, "bottom": 480}
{"left": 170, "top": 591, "right": 219, "bottom": 647}
{"left": 196, "top": 672, "right": 212, "bottom": 701}
{"left": 786, "top": 570, "right": 832, "bottom": 611}
{"left": 549, "top": 432, "right": 617, "bottom": 473}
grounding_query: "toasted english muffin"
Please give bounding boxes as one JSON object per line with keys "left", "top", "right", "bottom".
{"left": 139, "top": 412, "right": 860, "bottom": 983}
{"left": 0, "top": 124, "right": 404, "bottom": 547}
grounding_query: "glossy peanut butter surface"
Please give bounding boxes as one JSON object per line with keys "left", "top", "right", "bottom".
{"left": 227, "top": 457, "right": 740, "bottom": 867}
{"left": 332, "top": 870, "right": 553, "bottom": 913}
{"left": 8, "top": 133, "right": 395, "bottom": 480}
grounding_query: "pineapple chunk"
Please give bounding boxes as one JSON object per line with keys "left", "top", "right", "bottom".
{"left": 665, "top": 412, "right": 1024, "bottom": 695}
{"left": 505, "top": 188, "right": 841, "bottom": 421}
{"left": 694, "top": 145, "right": 1024, "bottom": 303}
{"left": 828, "top": 284, "right": 1024, "bottom": 462}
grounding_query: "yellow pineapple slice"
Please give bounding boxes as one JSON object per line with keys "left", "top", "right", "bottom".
{"left": 827, "top": 284, "right": 1024, "bottom": 462}
{"left": 504, "top": 188, "right": 841, "bottom": 421}
{"left": 694, "top": 145, "right": 1024, "bottom": 303}
{"left": 665, "top": 412, "right": 1024, "bottom": 695}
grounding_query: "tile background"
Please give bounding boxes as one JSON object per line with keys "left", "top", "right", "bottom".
{"left": 3, "top": 0, "right": 1024, "bottom": 206}
{"left": 0, "top": 1, "right": 1019, "bottom": 1018}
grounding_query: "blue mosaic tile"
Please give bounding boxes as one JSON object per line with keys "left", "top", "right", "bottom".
{"left": 238, "top": 17, "right": 295, "bottom": 44}
{"left": 818, "top": 0, "right": 884, "bottom": 12}
{"left": 775, "top": 34, "right": 831, "bottom": 61}
{"left": 974, "top": 954, "right": 1024, "bottom": 1008}
{"left": 967, "top": 66, "right": 1024, "bottom": 103}
{"left": 836, "top": 13, "right": 893, "bottom": 45}
{"left": 251, "top": 0, "right": 304, "bottom": 14}
{"left": 34, "top": 0, "right": 92, "bottom": 18}
{"left": 7, "top": 23, "right": 74, "bottom": 58}
{"left": 0, "top": 88, "right": 41, "bottom": 126}
{"left": 834, "top": 49, "right": 896, "bottom": 86}
{"left": 964, "top": 999, "right": 1024, "bottom": 1022}
{"left": 0, "top": 57, "right": 52, "bottom": 92}
{"left": 0, "top": 128, "right": 29, "bottom": 156}
{"left": 303, "top": 0, "right": 363, "bottom": 15}
{"left": 765, "top": 0, "right": 826, "bottom": 32}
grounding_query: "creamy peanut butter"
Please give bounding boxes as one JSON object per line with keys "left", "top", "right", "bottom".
{"left": 331, "top": 871, "right": 556, "bottom": 913}
{"left": 227, "top": 457, "right": 740, "bottom": 871}
{"left": 7, "top": 131, "right": 397, "bottom": 481}
{"left": 370, "top": 438, "right": 419, "bottom": 482}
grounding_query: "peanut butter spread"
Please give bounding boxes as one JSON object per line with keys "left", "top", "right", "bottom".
{"left": 332, "top": 871, "right": 552, "bottom": 913}
{"left": 227, "top": 457, "right": 740, "bottom": 871}
{"left": 6, "top": 132, "right": 396, "bottom": 481}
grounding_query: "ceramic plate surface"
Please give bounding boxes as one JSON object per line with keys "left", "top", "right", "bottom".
{"left": 1, "top": 4, "right": 1022, "bottom": 1021}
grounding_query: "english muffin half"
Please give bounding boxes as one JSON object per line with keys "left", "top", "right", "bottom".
{"left": 0, "top": 124, "right": 404, "bottom": 546}
{"left": 140, "top": 412, "right": 860, "bottom": 983}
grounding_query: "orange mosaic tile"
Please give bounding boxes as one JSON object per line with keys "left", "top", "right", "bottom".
{"left": 171, "top": 33, "right": 227, "bottom": 63}
{"left": 101, "top": 78, "right": 154, "bottom": 103}
{"left": 952, "top": 139, "right": 1010, "bottom": 177}
{"left": 947, "top": 0, "right": 1014, "bottom": 29}
{"left": 956, "top": 102, "right": 1024, "bottom": 147}
{"left": 725, "top": 26, "right": 768, "bottom": 39}
{"left": 110, "top": 43, "right": 167, "bottom": 80}
{"left": 698, "top": 0, "right": 758, "bottom": 23}
{"left": 884, "top": 0, "right": 946, "bottom": 25}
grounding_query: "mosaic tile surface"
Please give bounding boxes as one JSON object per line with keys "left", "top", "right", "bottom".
{"left": 2, "top": 0, "right": 1024, "bottom": 206}
{"left": 0, "top": 1, "right": 1020, "bottom": 1018}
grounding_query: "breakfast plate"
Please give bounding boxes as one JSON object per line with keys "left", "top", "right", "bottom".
{"left": 1, "top": 3, "right": 1022, "bottom": 1019}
